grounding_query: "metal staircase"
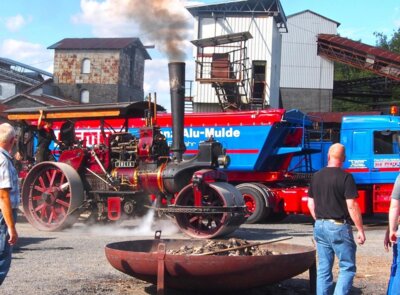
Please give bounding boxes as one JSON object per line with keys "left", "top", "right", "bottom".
{"left": 191, "top": 31, "right": 267, "bottom": 111}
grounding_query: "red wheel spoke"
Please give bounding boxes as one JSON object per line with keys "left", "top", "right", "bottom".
{"left": 189, "top": 216, "right": 200, "bottom": 223}
{"left": 34, "top": 185, "right": 46, "bottom": 193}
{"left": 34, "top": 203, "right": 47, "bottom": 212}
{"left": 48, "top": 169, "right": 58, "bottom": 187}
{"left": 56, "top": 199, "right": 70, "bottom": 208}
{"left": 59, "top": 173, "right": 65, "bottom": 186}
{"left": 33, "top": 195, "right": 43, "bottom": 201}
{"left": 38, "top": 176, "right": 47, "bottom": 190}
{"left": 40, "top": 205, "right": 48, "bottom": 218}
{"left": 48, "top": 208, "right": 58, "bottom": 224}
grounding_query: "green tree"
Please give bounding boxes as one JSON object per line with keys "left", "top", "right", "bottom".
{"left": 374, "top": 28, "right": 400, "bottom": 52}
{"left": 374, "top": 28, "right": 400, "bottom": 109}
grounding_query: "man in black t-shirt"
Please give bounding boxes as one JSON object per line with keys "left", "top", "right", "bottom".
{"left": 308, "top": 143, "right": 366, "bottom": 295}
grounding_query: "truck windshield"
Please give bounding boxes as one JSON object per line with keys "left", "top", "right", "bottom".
{"left": 373, "top": 130, "right": 400, "bottom": 154}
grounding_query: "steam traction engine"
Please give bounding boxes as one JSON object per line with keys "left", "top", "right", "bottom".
{"left": 9, "top": 63, "right": 246, "bottom": 239}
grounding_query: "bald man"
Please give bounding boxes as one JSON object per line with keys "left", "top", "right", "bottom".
{"left": 308, "top": 143, "right": 365, "bottom": 295}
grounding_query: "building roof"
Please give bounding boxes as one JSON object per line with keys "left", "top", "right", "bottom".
{"left": 6, "top": 93, "right": 78, "bottom": 107}
{"left": 186, "top": 0, "right": 287, "bottom": 31}
{"left": 1, "top": 78, "right": 77, "bottom": 108}
{"left": 47, "top": 38, "right": 152, "bottom": 59}
{"left": 0, "top": 57, "right": 53, "bottom": 78}
{"left": 287, "top": 10, "right": 340, "bottom": 27}
{"left": 191, "top": 31, "right": 253, "bottom": 48}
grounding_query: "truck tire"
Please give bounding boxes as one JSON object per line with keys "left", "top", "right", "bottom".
{"left": 251, "top": 183, "right": 274, "bottom": 220}
{"left": 236, "top": 183, "right": 268, "bottom": 224}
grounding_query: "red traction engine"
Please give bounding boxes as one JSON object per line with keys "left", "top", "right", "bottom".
{"left": 20, "top": 62, "right": 246, "bottom": 239}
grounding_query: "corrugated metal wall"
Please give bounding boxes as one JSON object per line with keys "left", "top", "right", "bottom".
{"left": 280, "top": 11, "right": 337, "bottom": 89}
{"left": 193, "top": 15, "right": 282, "bottom": 107}
{"left": 0, "top": 82, "right": 16, "bottom": 100}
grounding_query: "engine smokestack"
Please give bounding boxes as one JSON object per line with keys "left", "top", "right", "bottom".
{"left": 169, "top": 62, "right": 186, "bottom": 161}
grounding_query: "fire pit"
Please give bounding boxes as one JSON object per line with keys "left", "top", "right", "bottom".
{"left": 105, "top": 235, "right": 316, "bottom": 292}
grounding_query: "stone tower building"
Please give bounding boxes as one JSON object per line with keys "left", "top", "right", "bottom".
{"left": 48, "top": 38, "right": 151, "bottom": 104}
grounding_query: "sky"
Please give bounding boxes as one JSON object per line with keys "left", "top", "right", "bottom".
{"left": 0, "top": 0, "right": 399, "bottom": 111}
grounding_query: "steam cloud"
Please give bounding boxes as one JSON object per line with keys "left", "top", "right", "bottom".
{"left": 124, "top": 0, "right": 191, "bottom": 61}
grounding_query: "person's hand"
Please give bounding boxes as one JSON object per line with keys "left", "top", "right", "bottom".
{"left": 357, "top": 230, "right": 366, "bottom": 245}
{"left": 8, "top": 227, "right": 18, "bottom": 246}
{"left": 14, "top": 151, "right": 22, "bottom": 161}
{"left": 389, "top": 229, "right": 398, "bottom": 244}
{"left": 384, "top": 229, "right": 392, "bottom": 252}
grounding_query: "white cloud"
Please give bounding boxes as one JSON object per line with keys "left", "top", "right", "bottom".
{"left": 72, "top": 0, "right": 140, "bottom": 38}
{"left": 5, "top": 14, "right": 29, "bottom": 32}
{"left": 0, "top": 39, "right": 53, "bottom": 73}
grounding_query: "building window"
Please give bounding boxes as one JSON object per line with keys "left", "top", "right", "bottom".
{"left": 82, "top": 58, "right": 91, "bottom": 74}
{"left": 252, "top": 61, "right": 266, "bottom": 100}
{"left": 80, "top": 89, "right": 89, "bottom": 103}
{"left": 373, "top": 130, "right": 400, "bottom": 154}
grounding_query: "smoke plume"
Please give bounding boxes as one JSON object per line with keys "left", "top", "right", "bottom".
{"left": 123, "top": 0, "right": 191, "bottom": 61}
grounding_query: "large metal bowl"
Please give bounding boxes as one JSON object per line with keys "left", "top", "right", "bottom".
{"left": 105, "top": 238, "right": 316, "bottom": 291}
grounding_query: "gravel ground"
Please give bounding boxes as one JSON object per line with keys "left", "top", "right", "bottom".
{"left": 0, "top": 213, "right": 391, "bottom": 295}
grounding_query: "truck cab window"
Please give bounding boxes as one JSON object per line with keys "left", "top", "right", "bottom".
{"left": 373, "top": 130, "right": 400, "bottom": 154}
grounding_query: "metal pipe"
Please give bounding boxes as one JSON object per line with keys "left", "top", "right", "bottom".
{"left": 168, "top": 62, "right": 186, "bottom": 161}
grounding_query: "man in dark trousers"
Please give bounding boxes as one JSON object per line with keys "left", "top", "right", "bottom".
{"left": 0, "top": 123, "right": 19, "bottom": 285}
{"left": 308, "top": 143, "right": 366, "bottom": 295}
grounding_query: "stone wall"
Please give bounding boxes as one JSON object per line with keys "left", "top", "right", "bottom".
{"left": 53, "top": 47, "right": 145, "bottom": 102}
{"left": 53, "top": 50, "right": 120, "bottom": 85}
{"left": 280, "top": 88, "right": 332, "bottom": 113}
{"left": 56, "top": 84, "right": 119, "bottom": 103}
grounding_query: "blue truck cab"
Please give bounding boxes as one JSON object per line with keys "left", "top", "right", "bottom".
{"left": 341, "top": 115, "right": 400, "bottom": 185}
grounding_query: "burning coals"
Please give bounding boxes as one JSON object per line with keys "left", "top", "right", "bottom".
{"left": 166, "top": 238, "right": 283, "bottom": 256}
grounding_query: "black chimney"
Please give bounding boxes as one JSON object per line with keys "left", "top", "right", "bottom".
{"left": 168, "top": 62, "right": 186, "bottom": 161}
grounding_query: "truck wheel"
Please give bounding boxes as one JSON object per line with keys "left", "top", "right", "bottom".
{"left": 22, "top": 162, "right": 84, "bottom": 231}
{"left": 236, "top": 183, "right": 268, "bottom": 224}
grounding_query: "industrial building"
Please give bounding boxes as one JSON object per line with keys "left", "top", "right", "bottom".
{"left": 186, "top": 0, "right": 287, "bottom": 112}
{"left": 280, "top": 10, "right": 339, "bottom": 112}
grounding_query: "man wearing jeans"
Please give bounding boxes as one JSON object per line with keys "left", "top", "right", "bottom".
{"left": 0, "top": 123, "right": 19, "bottom": 285}
{"left": 308, "top": 143, "right": 366, "bottom": 295}
{"left": 384, "top": 174, "right": 400, "bottom": 294}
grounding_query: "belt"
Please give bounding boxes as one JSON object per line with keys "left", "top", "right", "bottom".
{"left": 317, "top": 219, "right": 347, "bottom": 225}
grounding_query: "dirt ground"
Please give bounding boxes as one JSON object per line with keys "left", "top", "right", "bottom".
{"left": 1, "top": 214, "right": 392, "bottom": 295}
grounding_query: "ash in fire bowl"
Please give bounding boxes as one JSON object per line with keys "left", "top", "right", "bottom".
{"left": 105, "top": 237, "right": 316, "bottom": 291}
{"left": 167, "top": 238, "right": 282, "bottom": 256}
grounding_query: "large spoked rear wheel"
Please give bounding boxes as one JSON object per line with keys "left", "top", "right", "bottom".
{"left": 22, "top": 162, "right": 84, "bottom": 231}
{"left": 174, "top": 182, "right": 245, "bottom": 239}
